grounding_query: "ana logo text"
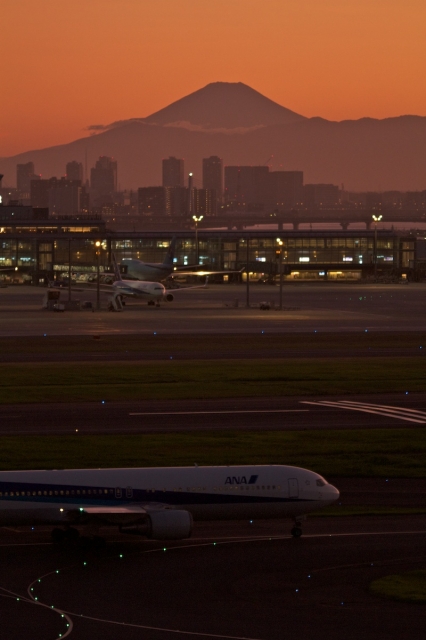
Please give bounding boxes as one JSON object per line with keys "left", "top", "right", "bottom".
{"left": 225, "top": 475, "right": 258, "bottom": 485}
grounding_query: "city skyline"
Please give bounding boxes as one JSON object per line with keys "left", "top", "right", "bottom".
{"left": 1, "top": 0, "right": 426, "bottom": 158}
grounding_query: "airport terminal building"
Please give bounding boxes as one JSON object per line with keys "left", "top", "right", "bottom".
{"left": 0, "top": 205, "right": 424, "bottom": 283}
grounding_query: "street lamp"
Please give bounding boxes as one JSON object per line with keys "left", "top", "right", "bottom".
{"left": 276, "top": 237, "right": 284, "bottom": 310}
{"left": 95, "top": 240, "right": 101, "bottom": 310}
{"left": 192, "top": 215, "right": 203, "bottom": 264}
{"left": 372, "top": 214, "right": 382, "bottom": 279}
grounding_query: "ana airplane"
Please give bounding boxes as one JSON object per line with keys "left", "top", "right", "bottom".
{"left": 109, "top": 253, "right": 204, "bottom": 308}
{"left": 0, "top": 464, "right": 339, "bottom": 544}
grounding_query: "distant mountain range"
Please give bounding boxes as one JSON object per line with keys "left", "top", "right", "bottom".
{"left": 1, "top": 82, "right": 425, "bottom": 191}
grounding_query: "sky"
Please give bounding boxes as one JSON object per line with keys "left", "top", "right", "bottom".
{"left": 1, "top": 0, "right": 426, "bottom": 157}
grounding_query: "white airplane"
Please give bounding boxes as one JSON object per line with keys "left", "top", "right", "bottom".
{"left": 109, "top": 253, "right": 204, "bottom": 308}
{"left": 0, "top": 464, "right": 339, "bottom": 543}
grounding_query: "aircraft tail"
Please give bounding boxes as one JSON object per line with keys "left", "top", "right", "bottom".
{"left": 163, "top": 237, "right": 177, "bottom": 267}
{"left": 111, "top": 253, "right": 122, "bottom": 282}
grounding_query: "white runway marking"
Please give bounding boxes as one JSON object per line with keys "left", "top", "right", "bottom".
{"left": 301, "top": 400, "right": 426, "bottom": 423}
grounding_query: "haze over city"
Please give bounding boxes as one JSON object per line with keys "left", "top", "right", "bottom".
{"left": 2, "top": 0, "right": 426, "bottom": 159}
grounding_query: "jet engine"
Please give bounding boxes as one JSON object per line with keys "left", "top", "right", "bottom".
{"left": 120, "top": 509, "right": 192, "bottom": 540}
{"left": 165, "top": 293, "right": 174, "bottom": 302}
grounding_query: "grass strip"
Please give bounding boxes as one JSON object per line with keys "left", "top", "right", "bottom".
{"left": 370, "top": 571, "right": 426, "bottom": 603}
{"left": 1, "top": 331, "right": 426, "bottom": 356}
{"left": 0, "top": 429, "right": 425, "bottom": 477}
{"left": 1, "top": 357, "right": 426, "bottom": 404}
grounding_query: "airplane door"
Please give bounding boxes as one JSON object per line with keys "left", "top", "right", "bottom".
{"left": 288, "top": 478, "right": 299, "bottom": 498}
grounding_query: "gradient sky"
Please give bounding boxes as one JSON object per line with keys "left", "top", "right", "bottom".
{"left": 2, "top": 0, "right": 425, "bottom": 157}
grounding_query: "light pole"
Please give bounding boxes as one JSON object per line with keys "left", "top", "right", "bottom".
{"left": 192, "top": 215, "right": 203, "bottom": 264}
{"left": 95, "top": 240, "right": 101, "bottom": 310}
{"left": 276, "top": 237, "right": 284, "bottom": 310}
{"left": 372, "top": 214, "right": 382, "bottom": 279}
{"left": 246, "top": 236, "right": 250, "bottom": 308}
{"left": 68, "top": 237, "right": 72, "bottom": 302}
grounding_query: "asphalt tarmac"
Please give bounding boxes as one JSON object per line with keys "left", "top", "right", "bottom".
{"left": 1, "top": 282, "right": 426, "bottom": 639}
{"left": 1, "top": 282, "right": 426, "bottom": 335}
{"left": 1, "top": 517, "right": 425, "bottom": 640}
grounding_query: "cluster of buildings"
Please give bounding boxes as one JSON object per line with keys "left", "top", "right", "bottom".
{"left": 1, "top": 154, "right": 425, "bottom": 284}
{"left": 2, "top": 156, "right": 425, "bottom": 221}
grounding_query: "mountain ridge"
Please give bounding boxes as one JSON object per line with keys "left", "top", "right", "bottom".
{"left": 1, "top": 82, "right": 425, "bottom": 191}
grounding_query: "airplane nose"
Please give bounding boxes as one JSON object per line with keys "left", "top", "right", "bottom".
{"left": 326, "top": 483, "right": 340, "bottom": 502}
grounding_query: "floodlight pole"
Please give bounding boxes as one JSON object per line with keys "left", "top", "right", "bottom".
{"left": 246, "top": 236, "right": 250, "bottom": 308}
{"left": 277, "top": 238, "right": 284, "bottom": 310}
{"left": 68, "top": 237, "right": 72, "bottom": 302}
{"left": 192, "top": 215, "right": 203, "bottom": 264}
{"left": 372, "top": 214, "right": 382, "bottom": 280}
{"left": 95, "top": 240, "right": 101, "bottom": 310}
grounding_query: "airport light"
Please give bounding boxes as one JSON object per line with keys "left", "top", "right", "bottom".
{"left": 276, "top": 238, "right": 284, "bottom": 310}
{"left": 372, "top": 214, "right": 383, "bottom": 280}
{"left": 192, "top": 215, "right": 203, "bottom": 264}
{"left": 95, "top": 240, "right": 101, "bottom": 311}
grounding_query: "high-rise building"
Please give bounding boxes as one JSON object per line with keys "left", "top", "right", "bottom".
{"left": 138, "top": 187, "right": 167, "bottom": 216}
{"left": 162, "top": 157, "right": 184, "bottom": 188}
{"left": 267, "top": 171, "right": 304, "bottom": 212}
{"left": 90, "top": 156, "right": 117, "bottom": 199}
{"left": 168, "top": 187, "right": 188, "bottom": 216}
{"left": 202, "top": 156, "right": 223, "bottom": 202}
{"left": 224, "top": 166, "right": 269, "bottom": 210}
{"left": 31, "top": 177, "right": 83, "bottom": 212}
{"left": 66, "top": 161, "right": 84, "bottom": 183}
{"left": 193, "top": 188, "right": 217, "bottom": 216}
{"left": 17, "top": 162, "right": 39, "bottom": 200}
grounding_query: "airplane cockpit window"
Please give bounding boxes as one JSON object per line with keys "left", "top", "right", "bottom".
{"left": 316, "top": 479, "right": 325, "bottom": 487}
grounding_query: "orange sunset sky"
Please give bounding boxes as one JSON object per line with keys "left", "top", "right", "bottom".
{"left": 2, "top": 0, "right": 426, "bottom": 157}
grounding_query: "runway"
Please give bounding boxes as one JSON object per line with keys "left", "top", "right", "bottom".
{"left": 1, "top": 517, "right": 425, "bottom": 640}
{"left": 1, "top": 393, "right": 425, "bottom": 435}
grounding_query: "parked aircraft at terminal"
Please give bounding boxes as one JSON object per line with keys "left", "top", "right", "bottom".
{"left": 0, "top": 464, "right": 339, "bottom": 542}
{"left": 109, "top": 253, "right": 205, "bottom": 307}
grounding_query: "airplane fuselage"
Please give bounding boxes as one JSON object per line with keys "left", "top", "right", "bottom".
{"left": 112, "top": 279, "right": 173, "bottom": 303}
{"left": 0, "top": 465, "right": 339, "bottom": 528}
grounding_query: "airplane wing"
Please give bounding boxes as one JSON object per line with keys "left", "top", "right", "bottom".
{"left": 170, "top": 267, "right": 244, "bottom": 278}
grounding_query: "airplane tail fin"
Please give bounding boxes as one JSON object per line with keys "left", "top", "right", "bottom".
{"left": 163, "top": 236, "right": 177, "bottom": 267}
{"left": 111, "top": 253, "right": 122, "bottom": 282}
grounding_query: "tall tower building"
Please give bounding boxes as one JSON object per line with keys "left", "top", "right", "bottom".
{"left": 66, "top": 161, "right": 84, "bottom": 183}
{"left": 17, "top": 162, "right": 39, "bottom": 199}
{"left": 162, "top": 157, "right": 184, "bottom": 187}
{"left": 202, "top": 156, "right": 223, "bottom": 202}
{"left": 90, "top": 156, "right": 117, "bottom": 199}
